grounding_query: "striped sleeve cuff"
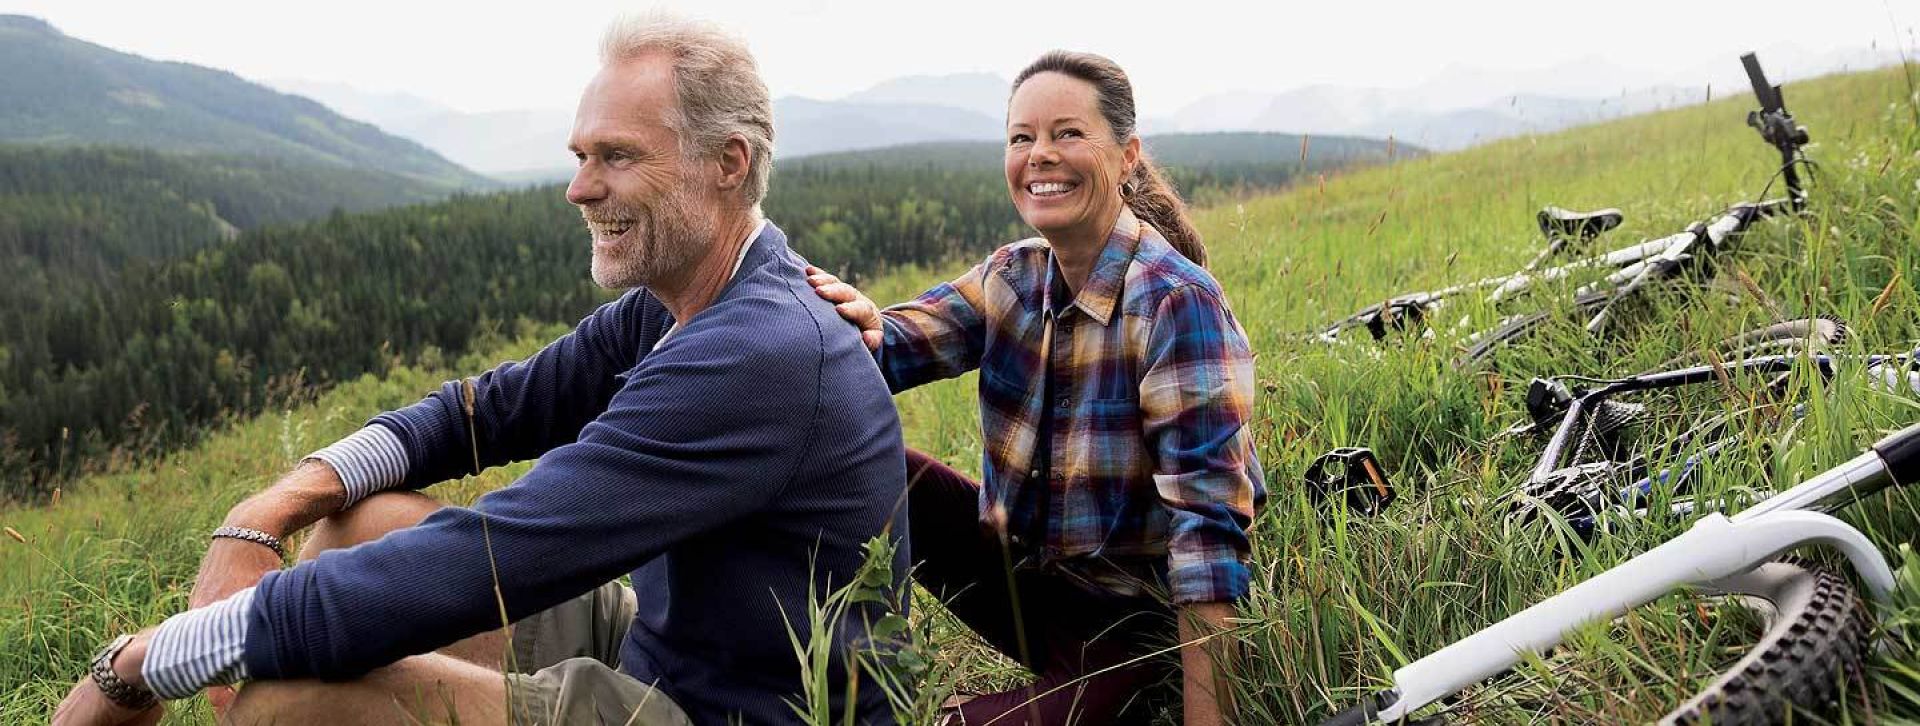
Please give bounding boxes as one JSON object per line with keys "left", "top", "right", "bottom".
{"left": 306, "top": 425, "right": 409, "bottom": 508}
{"left": 142, "top": 587, "right": 255, "bottom": 699}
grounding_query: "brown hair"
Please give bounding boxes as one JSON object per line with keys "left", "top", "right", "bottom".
{"left": 1011, "top": 50, "right": 1206, "bottom": 267}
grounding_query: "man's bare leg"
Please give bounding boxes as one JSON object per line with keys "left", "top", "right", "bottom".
{"left": 297, "top": 491, "right": 514, "bottom": 669}
{"left": 222, "top": 653, "right": 512, "bottom": 726}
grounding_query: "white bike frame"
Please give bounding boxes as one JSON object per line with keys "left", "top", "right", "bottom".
{"left": 1344, "top": 423, "right": 1919, "bottom": 724}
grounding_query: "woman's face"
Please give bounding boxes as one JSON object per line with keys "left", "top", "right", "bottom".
{"left": 1004, "top": 72, "right": 1139, "bottom": 242}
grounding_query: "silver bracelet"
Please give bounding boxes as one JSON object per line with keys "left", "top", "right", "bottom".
{"left": 211, "top": 526, "right": 286, "bottom": 558}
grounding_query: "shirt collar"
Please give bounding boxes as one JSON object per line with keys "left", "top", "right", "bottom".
{"left": 1043, "top": 208, "right": 1143, "bottom": 327}
{"left": 659, "top": 217, "right": 768, "bottom": 343}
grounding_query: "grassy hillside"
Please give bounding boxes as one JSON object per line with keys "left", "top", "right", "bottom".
{"left": 1, "top": 61, "right": 1917, "bottom": 723}
{"left": 0, "top": 15, "right": 490, "bottom": 190}
{"left": 857, "top": 60, "right": 1920, "bottom": 723}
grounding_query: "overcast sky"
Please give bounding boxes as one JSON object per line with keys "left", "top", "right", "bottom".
{"left": 4, "top": 0, "right": 1914, "bottom": 114}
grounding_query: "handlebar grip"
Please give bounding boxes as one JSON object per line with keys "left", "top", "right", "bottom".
{"left": 1741, "top": 52, "right": 1783, "bottom": 112}
{"left": 1871, "top": 422, "right": 1920, "bottom": 487}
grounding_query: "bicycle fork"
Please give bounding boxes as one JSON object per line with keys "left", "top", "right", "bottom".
{"left": 1323, "top": 422, "right": 1920, "bottom": 726}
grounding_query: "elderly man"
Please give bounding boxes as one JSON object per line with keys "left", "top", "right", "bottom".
{"left": 52, "top": 13, "right": 907, "bottom": 726}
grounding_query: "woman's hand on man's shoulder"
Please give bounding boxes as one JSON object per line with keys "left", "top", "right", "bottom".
{"left": 805, "top": 266, "right": 884, "bottom": 351}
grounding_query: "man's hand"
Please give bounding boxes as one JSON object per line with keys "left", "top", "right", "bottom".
{"left": 52, "top": 631, "right": 165, "bottom": 726}
{"left": 50, "top": 685, "right": 163, "bottom": 726}
{"left": 805, "top": 266, "right": 884, "bottom": 351}
{"left": 189, "top": 538, "right": 281, "bottom": 609}
{"left": 189, "top": 459, "right": 348, "bottom": 710}
{"left": 186, "top": 536, "right": 280, "bottom": 713}
{"left": 190, "top": 460, "right": 346, "bottom": 608}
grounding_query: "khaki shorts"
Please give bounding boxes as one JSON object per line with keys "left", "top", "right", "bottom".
{"left": 505, "top": 582, "right": 692, "bottom": 726}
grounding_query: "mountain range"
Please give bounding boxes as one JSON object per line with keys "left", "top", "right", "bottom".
{"left": 8, "top": 11, "right": 1902, "bottom": 186}
{"left": 270, "top": 43, "right": 1905, "bottom": 179}
{"left": 267, "top": 73, "right": 1019, "bottom": 178}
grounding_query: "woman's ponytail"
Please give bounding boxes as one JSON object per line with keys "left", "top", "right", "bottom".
{"left": 1122, "top": 155, "right": 1206, "bottom": 267}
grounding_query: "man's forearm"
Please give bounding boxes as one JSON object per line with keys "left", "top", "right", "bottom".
{"left": 229, "top": 424, "right": 412, "bottom": 537}
{"left": 224, "top": 460, "right": 347, "bottom": 538}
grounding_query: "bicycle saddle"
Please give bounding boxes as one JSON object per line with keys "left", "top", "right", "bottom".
{"left": 1537, "top": 206, "right": 1625, "bottom": 241}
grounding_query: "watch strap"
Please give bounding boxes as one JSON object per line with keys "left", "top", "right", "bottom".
{"left": 90, "top": 634, "right": 159, "bottom": 710}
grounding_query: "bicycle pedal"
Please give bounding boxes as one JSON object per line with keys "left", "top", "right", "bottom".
{"left": 1305, "top": 447, "right": 1395, "bottom": 518}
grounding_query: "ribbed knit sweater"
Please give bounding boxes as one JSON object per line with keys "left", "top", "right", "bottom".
{"left": 236, "top": 222, "right": 908, "bottom": 724}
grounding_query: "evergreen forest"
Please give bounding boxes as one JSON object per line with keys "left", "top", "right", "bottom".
{"left": 0, "top": 133, "right": 1399, "bottom": 498}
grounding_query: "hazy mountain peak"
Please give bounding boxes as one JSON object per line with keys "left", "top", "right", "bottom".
{"left": 264, "top": 77, "right": 457, "bottom": 127}
{"left": 845, "top": 72, "right": 1011, "bottom": 119}
{"left": 0, "top": 14, "right": 58, "bottom": 35}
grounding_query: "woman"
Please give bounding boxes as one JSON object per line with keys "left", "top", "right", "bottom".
{"left": 807, "top": 50, "right": 1263, "bottom": 726}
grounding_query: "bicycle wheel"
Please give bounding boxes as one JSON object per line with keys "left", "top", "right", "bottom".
{"left": 1657, "top": 315, "right": 1849, "bottom": 370}
{"left": 1455, "top": 291, "right": 1613, "bottom": 370}
{"left": 1661, "top": 561, "right": 1870, "bottom": 725}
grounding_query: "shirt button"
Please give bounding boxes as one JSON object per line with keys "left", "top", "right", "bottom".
{"left": 1028, "top": 468, "right": 1041, "bottom": 479}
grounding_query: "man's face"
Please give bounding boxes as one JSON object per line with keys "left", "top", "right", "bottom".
{"left": 566, "top": 54, "right": 716, "bottom": 290}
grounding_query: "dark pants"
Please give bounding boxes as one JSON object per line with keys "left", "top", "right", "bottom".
{"left": 906, "top": 450, "right": 1176, "bottom": 726}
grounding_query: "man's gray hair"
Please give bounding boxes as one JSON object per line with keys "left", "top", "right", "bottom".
{"left": 600, "top": 12, "right": 775, "bottom": 207}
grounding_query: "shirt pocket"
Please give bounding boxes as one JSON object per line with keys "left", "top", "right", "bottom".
{"left": 976, "top": 368, "right": 1039, "bottom": 480}
{"left": 1072, "top": 397, "right": 1160, "bottom": 550}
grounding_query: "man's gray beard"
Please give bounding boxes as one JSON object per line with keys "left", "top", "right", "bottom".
{"left": 586, "top": 187, "right": 714, "bottom": 290}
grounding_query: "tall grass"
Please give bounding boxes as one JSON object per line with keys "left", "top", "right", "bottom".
{"left": 4, "top": 62, "right": 1919, "bottom": 723}
{"left": 864, "top": 62, "right": 1920, "bottom": 723}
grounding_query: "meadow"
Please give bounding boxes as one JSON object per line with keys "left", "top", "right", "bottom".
{"left": 3, "top": 61, "right": 1919, "bottom": 723}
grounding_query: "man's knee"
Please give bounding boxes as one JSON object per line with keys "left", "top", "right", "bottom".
{"left": 225, "top": 680, "right": 476, "bottom": 726}
{"left": 299, "top": 491, "right": 442, "bottom": 560}
{"left": 224, "top": 656, "right": 505, "bottom": 725}
{"left": 224, "top": 680, "right": 321, "bottom": 724}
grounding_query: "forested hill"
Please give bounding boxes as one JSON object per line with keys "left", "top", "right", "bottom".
{"left": 0, "top": 15, "right": 490, "bottom": 190}
{"left": 1, "top": 131, "right": 1397, "bottom": 498}
{"left": 1, "top": 186, "right": 595, "bottom": 498}
{"left": 767, "top": 131, "right": 1412, "bottom": 275}
{"left": 0, "top": 145, "right": 458, "bottom": 265}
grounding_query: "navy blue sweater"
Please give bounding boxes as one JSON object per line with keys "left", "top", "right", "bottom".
{"left": 240, "top": 223, "right": 908, "bottom": 724}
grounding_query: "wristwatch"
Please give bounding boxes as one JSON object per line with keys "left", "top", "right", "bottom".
{"left": 89, "top": 634, "right": 159, "bottom": 710}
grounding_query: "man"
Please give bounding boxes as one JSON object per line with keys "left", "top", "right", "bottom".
{"left": 53, "top": 13, "right": 907, "bottom": 726}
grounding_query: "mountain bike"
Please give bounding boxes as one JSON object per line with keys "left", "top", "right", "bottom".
{"left": 1311, "top": 53, "right": 1813, "bottom": 371}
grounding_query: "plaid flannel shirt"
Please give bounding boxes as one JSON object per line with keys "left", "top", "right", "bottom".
{"left": 877, "top": 209, "right": 1264, "bottom": 604}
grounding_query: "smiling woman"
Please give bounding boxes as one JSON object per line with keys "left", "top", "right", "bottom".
{"left": 1005, "top": 50, "right": 1207, "bottom": 268}
{"left": 808, "top": 49, "right": 1263, "bottom": 726}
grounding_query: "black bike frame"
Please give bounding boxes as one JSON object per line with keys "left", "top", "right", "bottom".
{"left": 1519, "top": 353, "right": 1915, "bottom": 533}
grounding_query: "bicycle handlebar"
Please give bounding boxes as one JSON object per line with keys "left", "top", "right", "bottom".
{"left": 1742, "top": 52, "right": 1785, "bottom": 114}
{"left": 1741, "top": 53, "right": 1810, "bottom": 208}
{"left": 1734, "top": 420, "right": 1920, "bottom": 521}
{"left": 1875, "top": 419, "right": 1920, "bottom": 485}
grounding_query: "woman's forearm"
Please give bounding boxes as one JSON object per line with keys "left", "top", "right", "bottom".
{"left": 1178, "top": 602, "right": 1236, "bottom": 725}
